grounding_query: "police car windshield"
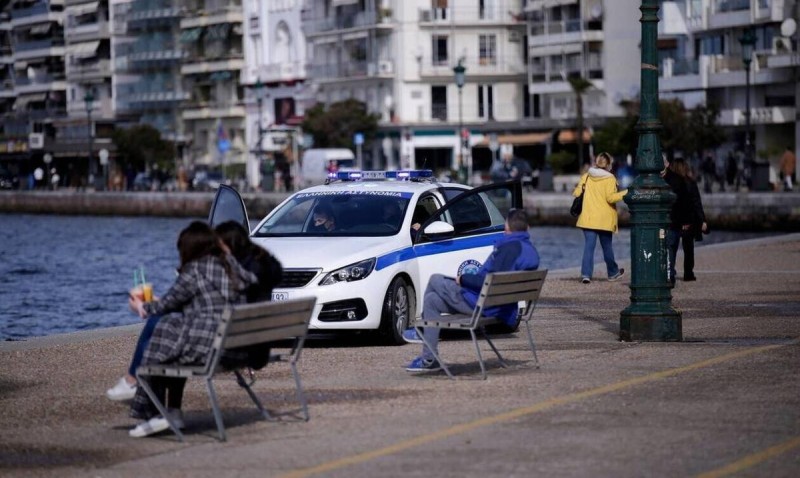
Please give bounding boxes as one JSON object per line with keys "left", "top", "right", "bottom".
{"left": 252, "top": 191, "right": 412, "bottom": 237}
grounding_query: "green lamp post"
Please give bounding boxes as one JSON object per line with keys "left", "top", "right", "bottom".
{"left": 453, "top": 59, "right": 467, "bottom": 184}
{"left": 739, "top": 28, "right": 756, "bottom": 169}
{"left": 619, "top": 0, "right": 681, "bottom": 341}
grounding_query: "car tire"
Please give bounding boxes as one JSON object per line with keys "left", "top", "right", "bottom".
{"left": 379, "top": 276, "right": 414, "bottom": 345}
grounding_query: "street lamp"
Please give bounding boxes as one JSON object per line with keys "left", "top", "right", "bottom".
{"left": 84, "top": 89, "right": 95, "bottom": 189}
{"left": 620, "top": 0, "right": 681, "bottom": 341}
{"left": 739, "top": 28, "right": 757, "bottom": 181}
{"left": 453, "top": 59, "right": 466, "bottom": 183}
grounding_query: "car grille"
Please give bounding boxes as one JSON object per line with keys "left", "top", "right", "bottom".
{"left": 277, "top": 269, "right": 320, "bottom": 288}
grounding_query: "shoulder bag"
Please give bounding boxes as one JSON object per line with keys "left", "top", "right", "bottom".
{"left": 570, "top": 180, "right": 586, "bottom": 217}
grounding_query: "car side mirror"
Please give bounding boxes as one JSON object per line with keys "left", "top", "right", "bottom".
{"left": 423, "top": 221, "right": 455, "bottom": 239}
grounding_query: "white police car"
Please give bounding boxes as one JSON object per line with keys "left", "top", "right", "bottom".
{"left": 209, "top": 170, "right": 522, "bottom": 344}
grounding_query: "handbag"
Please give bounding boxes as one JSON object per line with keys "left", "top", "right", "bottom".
{"left": 570, "top": 181, "right": 586, "bottom": 217}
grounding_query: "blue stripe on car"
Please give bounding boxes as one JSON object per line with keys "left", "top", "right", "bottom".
{"left": 375, "top": 232, "right": 504, "bottom": 271}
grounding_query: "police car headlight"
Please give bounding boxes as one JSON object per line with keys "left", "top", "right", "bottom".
{"left": 319, "top": 258, "right": 376, "bottom": 286}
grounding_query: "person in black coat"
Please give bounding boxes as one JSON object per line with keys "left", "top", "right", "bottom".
{"left": 215, "top": 221, "right": 284, "bottom": 370}
{"left": 662, "top": 157, "right": 707, "bottom": 285}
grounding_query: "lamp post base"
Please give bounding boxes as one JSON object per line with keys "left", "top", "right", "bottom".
{"left": 620, "top": 307, "right": 682, "bottom": 342}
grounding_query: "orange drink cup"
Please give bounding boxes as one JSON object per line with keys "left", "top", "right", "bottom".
{"left": 141, "top": 283, "right": 153, "bottom": 302}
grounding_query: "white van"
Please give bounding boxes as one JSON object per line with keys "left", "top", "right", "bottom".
{"left": 301, "top": 148, "right": 356, "bottom": 187}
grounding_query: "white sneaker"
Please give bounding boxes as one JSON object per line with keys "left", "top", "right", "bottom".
{"left": 129, "top": 416, "right": 170, "bottom": 438}
{"left": 128, "top": 409, "right": 185, "bottom": 438}
{"left": 106, "top": 377, "right": 137, "bottom": 401}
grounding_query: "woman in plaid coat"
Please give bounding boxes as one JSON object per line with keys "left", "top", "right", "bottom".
{"left": 127, "top": 221, "right": 256, "bottom": 438}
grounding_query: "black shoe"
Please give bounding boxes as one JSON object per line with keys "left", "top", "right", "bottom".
{"left": 684, "top": 275, "right": 697, "bottom": 282}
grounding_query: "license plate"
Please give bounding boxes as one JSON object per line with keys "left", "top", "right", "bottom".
{"left": 271, "top": 292, "right": 289, "bottom": 301}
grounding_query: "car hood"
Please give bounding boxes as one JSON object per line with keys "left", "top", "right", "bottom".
{"left": 250, "top": 236, "right": 401, "bottom": 271}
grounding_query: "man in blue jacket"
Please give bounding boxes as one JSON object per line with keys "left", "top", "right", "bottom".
{"left": 404, "top": 208, "right": 540, "bottom": 372}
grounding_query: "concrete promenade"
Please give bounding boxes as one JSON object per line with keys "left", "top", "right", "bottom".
{"left": 2, "top": 189, "right": 800, "bottom": 230}
{"left": 1, "top": 234, "right": 799, "bottom": 477}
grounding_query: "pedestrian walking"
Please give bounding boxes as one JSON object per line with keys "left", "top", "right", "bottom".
{"left": 780, "top": 146, "right": 796, "bottom": 192}
{"left": 662, "top": 157, "right": 707, "bottom": 285}
{"left": 572, "top": 152, "right": 628, "bottom": 284}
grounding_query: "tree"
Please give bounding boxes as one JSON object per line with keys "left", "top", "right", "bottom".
{"left": 301, "top": 99, "right": 380, "bottom": 149}
{"left": 568, "top": 76, "right": 593, "bottom": 166}
{"left": 112, "top": 124, "right": 174, "bottom": 173}
{"left": 684, "top": 102, "right": 726, "bottom": 159}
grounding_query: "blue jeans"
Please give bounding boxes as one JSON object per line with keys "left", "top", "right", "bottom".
{"left": 128, "top": 315, "right": 160, "bottom": 377}
{"left": 581, "top": 228, "right": 619, "bottom": 279}
{"left": 420, "top": 274, "right": 474, "bottom": 361}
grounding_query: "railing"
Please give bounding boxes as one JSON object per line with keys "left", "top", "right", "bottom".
{"left": 418, "top": 56, "right": 526, "bottom": 76}
{"left": 69, "top": 59, "right": 112, "bottom": 77}
{"left": 530, "top": 18, "right": 603, "bottom": 36}
{"left": 14, "top": 38, "right": 65, "bottom": 52}
{"left": 713, "top": 0, "right": 750, "bottom": 12}
{"left": 11, "top": 3, "right": 51, "bottom": 20}
{"left": 15, "top": 72, "right": 67, "bottom": 85}
{"left": 431, "top": 104, "right": 447, "bottom": 122}
{"left": 661, "top": 58, "right": 700, "bottom": 77}
{"left": 303, "top": 10, "right": 380, "bottom": 35}
{"left": 308, "top": 61, "right": 369, "bottom": 80}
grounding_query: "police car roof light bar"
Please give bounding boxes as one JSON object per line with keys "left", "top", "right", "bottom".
{"left": 326, "top": 170, "right": 434, "bottom": 183}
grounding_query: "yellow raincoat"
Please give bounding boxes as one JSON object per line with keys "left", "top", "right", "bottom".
{"left": 572, "top": 168, "right": 628, "bottom": 232}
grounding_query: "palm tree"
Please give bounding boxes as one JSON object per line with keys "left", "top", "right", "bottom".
{"left": 568, "top": 76, "right": 593, "bottom": 167}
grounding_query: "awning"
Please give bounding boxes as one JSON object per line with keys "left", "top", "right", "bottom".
{"left": 28, "top": 23, "right": 53, "bottom": 35}
{"left": 557, "top": 129, "right": 592, "bottom": 143}
{"left": 476, "top": 132, "right": 552, "bottom": 147}
{"left": 332, "top": 0, "right": 359, "bottom": 6}
{"left": 180, "top": 28, "right": 203, "bottom": 43}
{"left": 16, "top": 93, "right": 48, "bottom": 108}
{"left": 69, "top": 41, "right": 100, "bottom": 59}
{"left": 205, "top": 23, "right": 230, "bottom": 41}
{"left": 69, "top": 1, "right": 99, "bottom": 17}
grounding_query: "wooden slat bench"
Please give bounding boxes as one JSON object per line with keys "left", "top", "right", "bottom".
{"left": 413, "top": 269, "right": 548, "bottom": 379}
{"left": 136, "top": 297, "right": 316, "bottom": 441}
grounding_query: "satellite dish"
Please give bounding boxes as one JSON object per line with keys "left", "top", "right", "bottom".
{"left": 780, "top": 18, "right": 796, "bottom": 38}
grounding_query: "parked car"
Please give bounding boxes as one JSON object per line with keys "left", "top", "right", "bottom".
{"left": 192, "top": 170, "right": 225, "bottom": 191}
{"left": 209, "top": 170, "right": 522, "bottom": 344}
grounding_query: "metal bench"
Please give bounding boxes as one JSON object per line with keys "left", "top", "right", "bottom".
{"left": 414, "top": 270, "right": 547, "bottom": 379}
{"left": 136, "top": 297, "right": 316, "bottom": 441}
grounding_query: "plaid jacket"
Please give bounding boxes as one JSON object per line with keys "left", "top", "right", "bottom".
{"left": 130, "top": 254, "right": 256, "bottom": 419}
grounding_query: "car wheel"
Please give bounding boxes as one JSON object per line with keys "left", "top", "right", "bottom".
{"left": 379, "top": 276, "right": 414, "bottom": 345}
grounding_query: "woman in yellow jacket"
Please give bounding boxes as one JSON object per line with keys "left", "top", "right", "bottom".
{"left": 573, "top": 152, "right": 628, "bottom": 284}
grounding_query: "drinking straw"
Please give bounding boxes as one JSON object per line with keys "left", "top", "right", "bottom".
{"left": 140, "top": 266, "right": 146, "bottom": 285}
{"left": 133, "top": 269, "right": 138, "bottom": 288}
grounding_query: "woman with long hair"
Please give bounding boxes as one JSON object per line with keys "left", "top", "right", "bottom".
{"left": 662, "top": 157, "right": 707, "bottom": 285}
{"left": 126, "top": 221, "right": 256, "bottom": 438}
{"left": 572, "top": 152, "right": 628, "bottom": 284}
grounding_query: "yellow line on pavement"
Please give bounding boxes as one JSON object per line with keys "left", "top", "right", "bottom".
{"left": 281, "top": 342, "right": 793, "bottom": 478}
{"left": 695, "top": 436, "right": 800, "bottom": 478}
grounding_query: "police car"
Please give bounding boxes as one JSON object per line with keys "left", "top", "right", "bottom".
{"left": 209, "top": 170, "right": 522, "bottom": 344}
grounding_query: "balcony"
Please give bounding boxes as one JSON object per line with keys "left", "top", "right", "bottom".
{"left": 65, "top": 20, "right": 111, "bottom": 43}
{"left": 68, "top": 59, "right": 111, "bottom": 79}
{"left": 127, "top": 48, "right": 185, "bottom": 68}
{"left": 708, "top": 0, "right": 752, "bottom": 29}
{"left": 10, "top": 3, "right": 61, "bottom": 26}
{"left": 127, "top": 0, "right": 181, "bottom": 29}
{"left": 126, "top": 90, "right": 190, "bottom": 109}
{"left": 303, "top": 10, "right": 393, "bottom": 36}
{"left": 660, "top": 57, "right": 706, "bottom": 91}
{"left": 182, "top": 100, "right": 245, "bottom": 120}
{"left": 719, "top": 106, "right": 795, "bottom": 126}
{"left": 418, "top": 56, "right": 526, "bottom": 78}
{"left": 529, "top": 19, "right": 604, "bottom": 44}
{"left": 180, "top": 8, "right": 243, "bottom": 29}
{"left": 181, "top": 54, "right": 244, "bottom": 75}
{"left": 418, "top": 2, "right": 525, "bottom": 25}
{"left": 13, "top": 40, "right": 65, "bottom": 60}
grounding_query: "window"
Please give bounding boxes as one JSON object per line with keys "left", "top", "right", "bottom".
{"left": 479, "top": 0, "right": 496, "bottom": 20}
{"left": 432, "top": 35, "right": 448, "bottom": 65}
{"left": 479, "top": 35, "right": 496, "bottom": 65}
{"left": 431, "top": 85, "right": 447, "bottom": 121}
{"left": 477, "top": 84, "right": 494, "bottom": 120}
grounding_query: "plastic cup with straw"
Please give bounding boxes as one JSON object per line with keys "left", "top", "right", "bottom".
{"left": 139, "top": 266, "right": 153, "bottom": 302}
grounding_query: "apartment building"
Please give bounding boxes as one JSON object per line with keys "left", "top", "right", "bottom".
{"left": 242, "top": 0, "right": 307, "bottom": 189}
{"left": 179, "top": 0, "right": 246, "bottom": 169}
{"left": 659, "top": 0, "right": 799, "bottom": 180}
{"left": 301, "top": 0, "right": 529, "bottom": 179}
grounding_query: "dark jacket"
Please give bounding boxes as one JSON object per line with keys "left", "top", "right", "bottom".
{"left": 459, "top": 231, "right": 540, "bottom": 325}
{"left": 238, "top": 248, "right": 283, "bottom": 303}
{"left": 663, "top": 170, "right": 705, "bottom": 237}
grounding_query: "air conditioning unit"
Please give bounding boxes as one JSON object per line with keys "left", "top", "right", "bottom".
{"left": 29, "top": 133, "right": 44, "bottom": 149}
{"left": 378, "top": 60, "right": 393, "bottom": 74}
{"left": 772, "top": 37, "right": 793, "bottom": 53}
{"left": 509, "top": 30, "right": 521, "bottom": 42}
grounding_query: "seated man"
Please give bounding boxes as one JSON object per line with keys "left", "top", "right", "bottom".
{"left": 403, "top": 208, "right": 540, "bottom": 372}
{"left": 310, "top": 204, "right": 337, "bottom": 232}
